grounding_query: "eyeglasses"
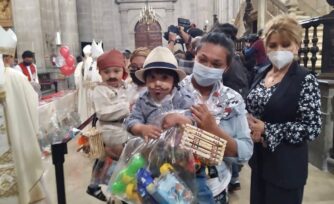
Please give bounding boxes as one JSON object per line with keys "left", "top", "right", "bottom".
{"left": 128, "top": 64, "right": 143, "bottom": 72}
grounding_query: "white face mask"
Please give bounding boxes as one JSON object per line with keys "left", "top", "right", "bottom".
{"left": 192, "top": 61, "right": 224, "bottom": 87}
{"left": 267, "top": 50, "right": 294, "bottom": 70}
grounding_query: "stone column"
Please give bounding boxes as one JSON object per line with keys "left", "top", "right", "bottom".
{"left": 59, "top": 0, "right": 80, "bottom": 57}
{"left": 257, "top": 0, "right": 267, "bottom": 30}
{"left": 221, "top": 0, "right": 228, "bottom": 23}
{"left": 76, "top": 0, "right": 93, "bottom": 45}
{"left": 119, "top": 7, "right": 129, "bottom": 50}
{"left": 11, "top": 0, "right": 45, "bottom": 68}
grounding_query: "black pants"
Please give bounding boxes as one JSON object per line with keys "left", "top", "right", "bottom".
{"left": 250, "top": 171, "right": 304, "bottom": 204}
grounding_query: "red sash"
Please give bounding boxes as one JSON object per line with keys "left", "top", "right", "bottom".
{"left": 19, "top": 63, "right": 36, "bottom": 81}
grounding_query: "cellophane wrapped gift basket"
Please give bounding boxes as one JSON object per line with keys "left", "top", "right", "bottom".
{"left": 108, "top": 124, "right": 227, "bottom": 204}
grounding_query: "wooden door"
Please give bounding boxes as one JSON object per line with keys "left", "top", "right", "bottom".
{"left": 135, "top": 21, "right": 162, "bottom": 49}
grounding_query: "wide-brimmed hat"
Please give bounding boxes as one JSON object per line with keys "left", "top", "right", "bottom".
{"left": 135, "top": 46, "right": 186, "bottom": 82}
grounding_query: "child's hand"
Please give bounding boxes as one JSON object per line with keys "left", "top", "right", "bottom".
{"left": 140, "top": 124, "right": 162, "bottom": 141}
{"left": 162, "top": 113, "right": 192, "bottom": 129}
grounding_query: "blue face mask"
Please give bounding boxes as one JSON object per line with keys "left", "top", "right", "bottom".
{"left": 192, "top": 61, "right": 225, "bottom": 87}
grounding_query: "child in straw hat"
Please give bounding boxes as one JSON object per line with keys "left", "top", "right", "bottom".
{"left": 124, "top": 46, "right": 194, "bottom": 141}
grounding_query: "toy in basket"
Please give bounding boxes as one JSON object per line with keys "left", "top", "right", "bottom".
{"left": 181, "top": 124, "right": 227, "bottom": 165}
{"left": 81, "top": 127, "right": 105, "bottom": 158}
{"left": 137, "top": 163, "right": 193, "bottom": 204}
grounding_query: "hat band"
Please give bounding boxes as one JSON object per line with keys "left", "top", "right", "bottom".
{"left": 0, "top": 47, "right": 16, "bottom": 56}
{"left": 144, "top": 62, "right": 177, "bottom": 69}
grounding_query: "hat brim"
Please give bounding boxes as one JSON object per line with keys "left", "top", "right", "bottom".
{"left": 135, "top": 67, "right": 187, "bottom": 83}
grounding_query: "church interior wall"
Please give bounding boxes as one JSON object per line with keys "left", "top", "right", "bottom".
{"left": 58, "top": 0, "right": 80, "bottom": 58}
{"left": 77, "top": 0, "right": 94, "bottom": 48}
{"left": 11, "top": 0, "right": 46, "bottom": 68}
{"left": 76, "top": 0, "right": 218, "bottom": 51}
{"left": 6, "top": 0, "right": 330, "bottom": 68}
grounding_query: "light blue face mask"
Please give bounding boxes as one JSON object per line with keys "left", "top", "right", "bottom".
{"left": 192, "top": 61, "right": 225, "bottom": 87}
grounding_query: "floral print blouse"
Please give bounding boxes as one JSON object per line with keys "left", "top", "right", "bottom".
{"left": 180, "top": 75, "right": 253, "bottom": 163}
{"left": 246, "top": 73, "right": 322, "bottom": 152}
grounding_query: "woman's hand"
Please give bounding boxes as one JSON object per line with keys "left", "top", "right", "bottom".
{"left": 192, "top": 104, "right": 238, "bottom": 156}
{"left": 161, "top": 113, "right": 192, "bottom": 129}
{"left": 247, "top": 114, "right": 265, "bottom": 143}
{"left": 191, "top": 104, "right": 218, "bottom": 133}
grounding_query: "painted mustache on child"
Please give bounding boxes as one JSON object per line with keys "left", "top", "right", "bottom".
{"left": 107, "top": 78, "right": 119, "bottom": 82}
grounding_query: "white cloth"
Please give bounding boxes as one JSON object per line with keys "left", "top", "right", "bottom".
{"left": 74, "top": 57, "right": 102, "bottom": 121}
{"left": 0, "top": 54, "right": 4, "bottom": 85}
{"left": 0, "top": 67, "right": 46, "bottom": 203}
{"left": 14, "top": 64, "right": 39, "bottom": 83}
{"left": 93, "top": 83, "right": 130, "bottom": 146}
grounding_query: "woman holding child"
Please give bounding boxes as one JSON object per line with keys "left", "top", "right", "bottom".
{"left": 125, "top": 33, "right": 253, "bottom": 203}
{"left": 175, "top": 32, "right": 253, "bottom": 204}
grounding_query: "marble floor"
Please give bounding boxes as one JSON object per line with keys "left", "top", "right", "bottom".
{"left": 43, "top": 140, "right": 334, "bottom": 204}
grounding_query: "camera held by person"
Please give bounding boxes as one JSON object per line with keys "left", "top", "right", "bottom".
{"left": 163, "top": 18, "right": 192, "bottom": 44}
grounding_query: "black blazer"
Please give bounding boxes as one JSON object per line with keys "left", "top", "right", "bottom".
{"left": 248, "top": 61, "right": 310, "bottom": 189}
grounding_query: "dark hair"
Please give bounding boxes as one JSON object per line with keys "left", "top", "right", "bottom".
{"left": 257, "top": 29, "right": 263, "bottom": 37}
{"left": 143, "top": 68, "right": 180, "bottom": 89}
{"left": 196, "top": 32, "right": 235, "bottom": 66}
{"left": 76, "top": 55, "right": 83, "bottom": 63}
{"left": 187, "top": 28, "right": 204, "bottom": 38}
{"left": 210, "top": 23, "right": 238, "bottom": 42}
{"left": 123, "top": 49, "right": 131, "bottom": 59}
{"left": 22, "top": 50, "right": 34, "bottom": 59}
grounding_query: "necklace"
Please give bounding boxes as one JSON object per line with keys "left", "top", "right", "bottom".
{"left": 265, "top": 72, "right": 282, "bottom": 86}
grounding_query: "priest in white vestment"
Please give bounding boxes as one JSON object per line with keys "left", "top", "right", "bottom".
{"left": 74, "top": 43, "right": 102, "bottom": 122}
{"left": 0, "top": 26, "right": 48, "bottom": 204}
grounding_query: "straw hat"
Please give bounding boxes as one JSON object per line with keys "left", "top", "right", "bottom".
{"left": 135, "top": 46, "right": 186, "bottom": 82}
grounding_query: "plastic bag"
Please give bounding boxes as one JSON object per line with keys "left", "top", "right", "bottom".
{"left": 108, "top": 126, "right": 196, "bottom": 204}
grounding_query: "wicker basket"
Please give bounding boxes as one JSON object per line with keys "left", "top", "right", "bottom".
{"left": 82, "top": 127, "right": 105, "bottom": 159}
{"left": 181, "top": 124, "right": 227, "bottom": 165}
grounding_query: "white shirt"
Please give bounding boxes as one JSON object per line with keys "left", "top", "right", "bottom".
{"left": 14, "top": 64, "right": 39, "bottom": 83}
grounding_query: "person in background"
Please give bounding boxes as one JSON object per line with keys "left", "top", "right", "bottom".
{"left": 14, "top": 50, "right": 41, "bottom": 93}
{"left": 14, "top": 50, "right": 39, "bottom": 83}
{"left": 76, "top": 55, "right": 83, "bottom": 64}
{"left": 243, "top": 29, "right": 270, "bottom": 83}
{"left": 174, "top": 49, "right": 186, "bottom": 60}
{"left": 127, "top": 47, "right": 150, "bottom": 107}
{"left": 246, "top": 15, "right": 321, "bottom": 204}
{"left": 167, "top": 26, "right": 204, "bottom": 61}
{"left": 123, "top": 49, "right": 132, "bottom": 77}
{"left": 74, "top": 44, "right": 100, "bottom": 122}
{"left": 168, "top": 31, "right": 202, "bottom": 75}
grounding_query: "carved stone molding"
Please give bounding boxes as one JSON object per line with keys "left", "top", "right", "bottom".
{"left": 119, "top": 2, "right": 174, "bottom": 12}
{"left": 115, "top": 0, "right": 177, "bottom": 4}
{"left": 0, "top": 0, "right": 13, "bottom": 27}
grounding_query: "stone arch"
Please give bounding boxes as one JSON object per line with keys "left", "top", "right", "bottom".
{"left": 134, "top": 20, "right": 162, "bottom": 49}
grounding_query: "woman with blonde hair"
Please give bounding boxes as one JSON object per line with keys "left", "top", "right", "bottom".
{"left": 246, "top": 15, "right": 321, "bottom": 204}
